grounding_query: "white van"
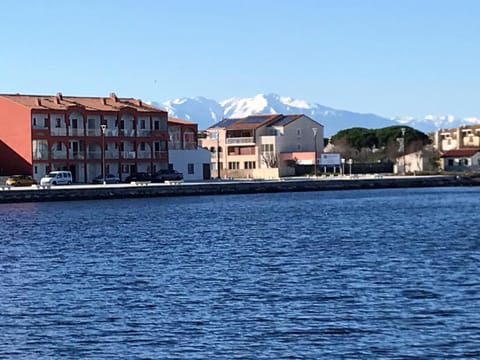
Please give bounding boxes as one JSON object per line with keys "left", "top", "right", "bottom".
{"left": 40, "top": 171, "right": 73, "bottom": 185}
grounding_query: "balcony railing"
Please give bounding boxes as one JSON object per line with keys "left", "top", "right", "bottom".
{"left": 51, "top": 128, "right": 67, "bottom": 136}
{"left": 105, "top": 129, "right": 119, "bottom": 136}
{"left": 33, "top": 152, "right": 49, "bottom": 160}
{"left": 153, "top": 151, "right": 168, "bottom": 160}
{"left": 105, "top": 151, "right": 118, "bottom": 159}
{"left": 119, "top": 129, "right": 136, "bottom": 137}
{"left": 52, "top": 151, "right": 67, "bottom": 159}
{"left": 68, "top": 151, "right": 85, "bottom": 159}
{"left": 137, "top": 150, "right": 151, "bottom": 159}
{"left": 121, "top": 151, "right": 136, "bottom": 159}
{"left": 69, "top": 129, "right": 84, "bottom": 136}
{"left": 86, "top": 129, "right": 100, "bottom": 136}
{"left": 137, "top": 129, "right": 152, "bottom": 137}
{"left": 226, "top": 137, "right": 255, "bottom": 145}
{"left": 87, "top": 151, "right": 101, "bottom": 159}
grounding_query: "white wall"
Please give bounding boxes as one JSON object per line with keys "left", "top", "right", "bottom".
{"left": 169, "top": 148, "right": 211, "bottom": 181}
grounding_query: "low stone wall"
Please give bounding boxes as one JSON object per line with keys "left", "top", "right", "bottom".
{"left": 0, "top": 175, "right": 476, "bottom": 204}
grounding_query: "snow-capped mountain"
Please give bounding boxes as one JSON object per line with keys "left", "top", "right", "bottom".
{"left": 153, "top": 93, "right": 480, "bottom": 136}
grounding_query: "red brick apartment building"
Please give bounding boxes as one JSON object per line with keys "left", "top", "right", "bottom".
{"left": 0, "top": 92, "right": 170, "bottom": 183}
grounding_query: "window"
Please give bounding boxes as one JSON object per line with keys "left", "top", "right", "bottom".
{"left": 56, "top": 143, "right": 62, "bottom": 151}
{"left": 34, "top": 166, "right": 38, "bottom": 174}
{"left": 261, "top": 144, "right": 274, "bottom": 152}
{"left": 296, "top": 128, "right": 302, "bottom": 137}
{"left": 228, "top": 161, "right": 240, "bottom": 170}
{"left": 44, "top": 118, "right": 48, "bottom": 127}
{"left": 188, "top": 163, "right": 194, "bottom": 174}
{"left": 244, "top": 161, "right": 256, "bottom": 169}
{"left": 71, "top": 119, "right": 78, "bottom": 128}
{"left": 297, "top": 143, "right": 302, "bottom": 151}
{"left": 448, "top": 159, "right": 454, "bottom": 166}
{"left": 140, "top": 142, "right": 146, "bottom": 151}
{"left": 33, "top": 117, "right": 37, "bottom": 126}
{"left": 55, "top": 118, "right": 61, "bottom": 128}
{"left": 140, "top": 119, "right": 146, "bottom": 129}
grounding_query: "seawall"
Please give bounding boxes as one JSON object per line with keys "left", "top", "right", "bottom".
{"left": 0, "top": 175, "right": 477, "bottom": 204}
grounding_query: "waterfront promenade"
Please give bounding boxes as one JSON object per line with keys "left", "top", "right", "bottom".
{"left": 0, "top": 174, "right": 476, "bottom": 204}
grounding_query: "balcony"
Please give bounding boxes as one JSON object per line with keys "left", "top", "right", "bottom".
{"left": 87, "top": 151, "right": 101, "bottom": 160}
{"left": 105, "top": 151, "right": 118, "bottom": 159}
{"left": 119, "top": 129, "right": 136, "bottom": 137}
{"left": 51, "top": 128, "right": 67, "bottom": 136}
{"left": 226, "top": 137, "right": 255, "bottom": 145}
{"left": 69, "top": 128, "right": 84, "bottom": 136}
{"left": 33, "top": 152, "right": 49, "bottom": 160}
{"left": 121, "top": 151, "right": 136, "bottom": 159}
{"left": 68, "top": 151, "right": 84, "bottom": 160}
{"left": 137, "top": 150, "right": 151, "bottom": 159}
{"left": 86, "top": 129, "right": 100, "bottom": 136}
{"left": 137, "top": 129, "right": 152, "bottom": 137}
{"left": 153, "top": 151, "right": 168, "bottom": 160}
{"left": 52, "top": 151, "right": 67, "bottom": 159}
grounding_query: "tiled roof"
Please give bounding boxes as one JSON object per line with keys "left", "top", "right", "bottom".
{"left": 269, "top": 114, "right": 304, "bottom": 127}
{"left": 0, "top": 92, "right": 166, "bottom": 113}
{"left": 440, "top": 148, "right": 480, "bottom": 157}
{"left": 168, "top": 116, "right": 196, "bottom": 125}
{"left": 209, "top": 114, "right": 309, "bottom": 130}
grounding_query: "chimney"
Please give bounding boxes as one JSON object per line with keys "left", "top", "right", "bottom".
{"left": 36, "top": 98, "right": 42, "bottom": 106}
{"left": 53, "top": 92, "right": 63, "bottom": 104}
{"left": 136, "top": 99, "right": 143, "bottom": 107}
{"left": 109, "top": 92, "right": 118, "bottom": 102}
{"left": 100, "top": 97, "right": 107, "bottom": 105}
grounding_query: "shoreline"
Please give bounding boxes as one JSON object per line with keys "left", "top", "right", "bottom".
{"left": 0, "top": 175, "right": 478, "bottom": 204}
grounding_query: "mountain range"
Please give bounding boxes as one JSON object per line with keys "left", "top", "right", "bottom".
{"left": 151, "top": 93, "right": 480, "bottom": 136}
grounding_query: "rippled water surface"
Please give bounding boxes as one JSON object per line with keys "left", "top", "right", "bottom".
{"left": 1, "top": 187, "right": 480, "bottom": 359}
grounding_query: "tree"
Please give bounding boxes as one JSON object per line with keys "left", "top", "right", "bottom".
{"left": 262, "top": 152, "right": 278, "bottom": 168}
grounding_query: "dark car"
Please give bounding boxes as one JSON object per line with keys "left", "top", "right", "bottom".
{"left": 125, "top": 172, "right": 152, "bottom": 183}
{"left": 152, "top": 169, "right": 184, "bottom": 183}
{"left": 92, "top": 174, "right": 120, "bottom": 184}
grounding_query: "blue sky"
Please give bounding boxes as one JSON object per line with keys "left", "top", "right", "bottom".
{"left": 1, "top": 0, "right": 479, "bottom": 119}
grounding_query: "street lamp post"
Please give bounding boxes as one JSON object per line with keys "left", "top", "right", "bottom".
{"left": 312, "top": 128, "right": 318, "bottom": 177}
{"left": 348, "top": 158, "right": 353, "bottom": 176}
{"left": 216, "top": 130, "right": 221, "bottom": 179}
{"left": 401, "top": 127, "right": 406, "bottom": 175}
{"left": 101, "top": 123, "right": 107, "bottom": 185}
{"left": 341, "top": 158, "right": 345, "bottom": 176}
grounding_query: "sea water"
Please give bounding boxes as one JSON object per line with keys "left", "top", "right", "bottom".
{"left": 1, "top": 187, "right": 479, "bottom": 359}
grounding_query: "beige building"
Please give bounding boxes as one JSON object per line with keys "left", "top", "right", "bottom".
{"left": 200, "top": 114, "right": 324, "bottom": 179}
{"left": 434, "top": 125, "right": 480, "bottom": 152}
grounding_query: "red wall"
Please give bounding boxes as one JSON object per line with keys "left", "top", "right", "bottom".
{"left": 0, "top": 97, "right": 33, "bottom": 174}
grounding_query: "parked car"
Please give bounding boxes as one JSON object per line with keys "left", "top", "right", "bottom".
{"left": 5, "top": 174, "right": 37, "bottom": 187}
{"left": 152, "top": 169, "right": 184, "bottom": 183}
{"left": 92, "top": 174, "right": 120, "bottom": 184}
{"left": 125, "top": 172, "right": 152, "bottom": 183}
{"left": 40, "top": 171, "right": 73, "bottom": 185}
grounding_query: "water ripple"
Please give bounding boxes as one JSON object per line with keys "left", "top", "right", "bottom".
{"left": 1, "top": 188, "right": 480, "bottom": 358}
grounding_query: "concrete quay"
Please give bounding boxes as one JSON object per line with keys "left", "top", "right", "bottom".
{"left": 0, "top": 175, "right": 477, "bottom": 204}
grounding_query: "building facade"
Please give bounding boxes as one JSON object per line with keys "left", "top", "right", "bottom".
{"left": 440, "top": 148, "right": 480, "bottom": 171}
{"left": 200, "top": 114, "right": 324, "bottom": 179}
{"left": 434, "top": 125, "right": 480, "bottom": 152}
{"left": 168, "top": 117, "right": 211, "bottom": 181}
{"left": 0, "top": 92, "right": 169, "bottom": 183}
